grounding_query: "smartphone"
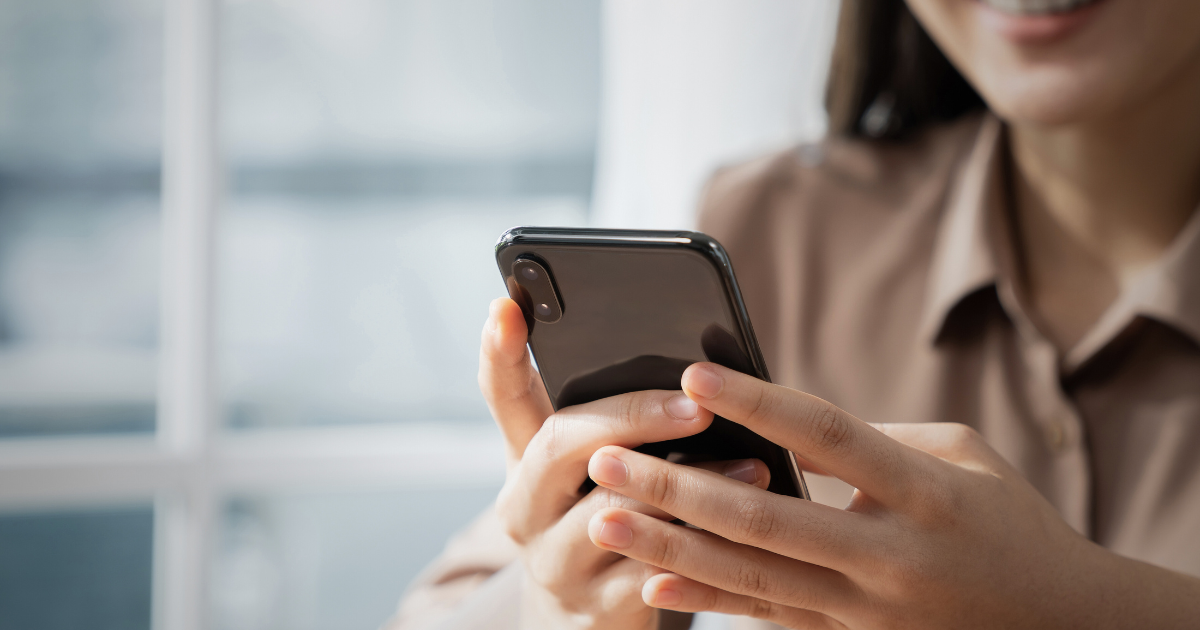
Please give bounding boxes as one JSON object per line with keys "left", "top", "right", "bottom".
{"left": 495, "top": 227, "right": 810, "bottom": 500}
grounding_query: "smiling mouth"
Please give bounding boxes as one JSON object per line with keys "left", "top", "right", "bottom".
{"left": 978, "top": 0, "right": 1101, "bottom": 14}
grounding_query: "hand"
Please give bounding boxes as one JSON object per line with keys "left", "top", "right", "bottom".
{"left": 586, "top": 362, "right": 1200, "bottom": 629}
{"left": 479, "top": 300, "right": 771, "bottom": 629}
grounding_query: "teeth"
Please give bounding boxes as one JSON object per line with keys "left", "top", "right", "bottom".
{"left": 980, "top": 0, "right": 1098, "bottom": 15}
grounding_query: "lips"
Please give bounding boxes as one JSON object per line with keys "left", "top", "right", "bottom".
{"left": 976, "top": 0, "right": 1106, "bottom": 42}
{"left": 979, "top": 0, "right": 1100, "bottom": 15}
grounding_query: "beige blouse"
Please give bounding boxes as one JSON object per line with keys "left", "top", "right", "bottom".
{"left": 385, "top": 113, "right": 1200, "bottom": 630}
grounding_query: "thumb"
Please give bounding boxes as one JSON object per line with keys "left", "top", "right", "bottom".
{"left": 478, "top": 298, "right": 554, "bottom": 463}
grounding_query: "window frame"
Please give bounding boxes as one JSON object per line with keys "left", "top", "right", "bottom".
{"left": 0, "top": 1, "right": 505, "bottom": 628}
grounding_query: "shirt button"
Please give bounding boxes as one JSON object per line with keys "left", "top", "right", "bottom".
{"left": 1045, "top": 419, "right": 1066, "bottom": 452}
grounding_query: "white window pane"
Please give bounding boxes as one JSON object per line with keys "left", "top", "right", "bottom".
{"left": 221, "top": 199, "right": 583, "bottom": 427}
{"left": 220, "top": 0, "right": 599, "bottom": 163}
{"left": 0, "top": 0, "right": 162, "bottom": 437}
{"left": 212, "top": 486, "right": 499, "bottom": 630}
{"left": 219, "top": 0, "right": 600, "bottom": 429}
{"left": 0, "top": 504, "right": 155, "bottom": 630}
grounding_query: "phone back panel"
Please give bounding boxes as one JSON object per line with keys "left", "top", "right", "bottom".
{"left": 496, "top": 227, "right": 807, "bottom": 499}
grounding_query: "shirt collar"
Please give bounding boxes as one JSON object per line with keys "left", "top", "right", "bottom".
{"left": 1065, "top": 207, "right": 1200, "bottom": 368}
{"left": 919, "top": 114, "right": 1005, "bottom": 343}
{"left": 1147, "top": 209, "right": 1200, "bottom": 345}
{"left": 920, "top": 113, "right": 1200, "bottom": 363}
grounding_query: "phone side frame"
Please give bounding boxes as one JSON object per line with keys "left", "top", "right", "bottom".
{"left": 495, "top": 227, "right": 811, "bottom": 500}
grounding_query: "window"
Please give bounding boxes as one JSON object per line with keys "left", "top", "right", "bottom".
{"left": 0, "top": 0, "right": 162, "bottom": 439}
{"left": 218, "top": 0, "right": 598, "bottom": 431}
{"left": 0, "top": 1, "right": 600, "bottom": 628}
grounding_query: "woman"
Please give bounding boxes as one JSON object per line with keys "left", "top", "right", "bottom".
{"left": 389, "top": 0, "right": 1200, "bottom": 627}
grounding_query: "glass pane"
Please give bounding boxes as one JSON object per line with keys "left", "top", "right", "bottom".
{"left": 0, "top": 505, "right": 155, "bottom": 630}
{"left": 220, "top": 0, "right": 600, "bottom": 428}
{"left": 0, "top": 0, "right": 162, "bottom": 437}
{"left": 212, "top": 485, "right": 500, "bottom": 630}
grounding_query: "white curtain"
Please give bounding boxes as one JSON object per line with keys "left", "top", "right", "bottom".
{"left": 592, "top": 0, "right": 840, "bottom": 230}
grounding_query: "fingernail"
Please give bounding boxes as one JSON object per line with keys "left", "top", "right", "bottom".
{"left": 723, "top": 460, "right": 758, "bottom": 485}
{"left": 597, "top": 519, "right": 633, "bottom": 549}
{"left": 591, "top": 452, "right": 628, "bottom": 486}
{"left": 650, "top": 588, "right": 682, "bottom": 607}
{"left": 686, "top": 365, "right": 724, "bottom": 398}
{"left": 667, "top": 394, "right": 699, "bottom": 420}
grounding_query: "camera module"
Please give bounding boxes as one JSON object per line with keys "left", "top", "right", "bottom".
{"left": 511, "top": 257, "right": 562, "bottom": 324}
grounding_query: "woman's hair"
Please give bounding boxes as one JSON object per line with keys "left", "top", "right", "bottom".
{"left": 826, "top": 0, "right": 986, "bottom": 140}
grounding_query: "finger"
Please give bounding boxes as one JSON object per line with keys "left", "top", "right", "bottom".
{"left": 687, "top": 458, "right": 772, "bottom": 486}
{"left": 588, "top": 508, "right": 855, "bottom": 617}
{"left": 643, "top": 573, "right": 843, "bottom": 629}
{"left": 479, "top": 298, "right": 554, "bottom": 462}
{"left": 792, "top": 452, "right": 832, "bottom": 476}
{"left": 589, "top": 446, "right": 874, "bottom": 569}
{"left": 530, "top": 460, "right": 773, "bottom": 587}
{"left": 521, "top": 553, "right": 661, "bottom": 622}
{"left": 525, "top": 489, "right": 666, "bottom": 597}
{"left": 498, "top": 390, "right": 713, "bottom": 541}
{"left": 592, "top": 557, "right": 669, "bottom": 618}
{"left": 682, "top": 362, "right": 924, "bottom": 504}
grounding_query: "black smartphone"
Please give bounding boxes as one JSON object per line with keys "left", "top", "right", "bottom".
{"left": 495, "top": 226, "right": 810, "bottom": 500}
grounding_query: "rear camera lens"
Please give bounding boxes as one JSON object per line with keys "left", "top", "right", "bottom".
{"left": 535, "top": 303, "right": 552, "bottom": 317}
{"left": 521, "top": 266, "right": 538, "bottom": 281}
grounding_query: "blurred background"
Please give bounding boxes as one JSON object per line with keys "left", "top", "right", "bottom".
{"left": 0, "top": 1, "right": 836, "bottom": 628}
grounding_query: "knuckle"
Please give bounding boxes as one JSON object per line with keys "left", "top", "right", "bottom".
{"left": 495, "top": 493, "right": 529, "bottom": 545}
{"left": 808, "top": 402, "right": 853, "bottom": 455}
{"left": 650, "top": 529, "right": 685, "bottom": 569}
{"left": 614, "top": 395, "right": 638, "bottom": 432}
{"left": 731, "top": 563, "right": 773, "bottom": 599}
{"left": 530, "top": 416, "right": 565, "bottom": 463}
{"left": 945, "top": 422, "right": 981, "bottom": 448}
{"left": 746, "top": 597, "right": 781, "bottom": 621}
{"left": 729, "top": 498, "right": 782, "bottom": 546}
{"left": 744, "top": 386, "right": 776, "bottom": 427}
{"left": 503, "top": 522, "right": 528, "bottom": 546}
{"left": 945, "top": 422, "right": 984, "bottom": 451}
{"left": 648, "top": 465, "right": 681, "bottom": 509}
{"left": 494, "top": 506, "right": 528, "bottom": 544}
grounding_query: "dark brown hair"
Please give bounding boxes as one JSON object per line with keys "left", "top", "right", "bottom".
{"left": 826, "top": 0, "right": 985, "bottom": 140}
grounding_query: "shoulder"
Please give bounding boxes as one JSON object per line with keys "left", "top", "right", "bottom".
{"left": 694, "top": 114, "right": 988, "bottom": 391}
{"left": 697, "top": 113, "right": 985, "bottom": 246}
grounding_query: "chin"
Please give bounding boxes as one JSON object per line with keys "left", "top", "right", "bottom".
{"left": 974, "top": 65, "right": 1121, "bottom": 127}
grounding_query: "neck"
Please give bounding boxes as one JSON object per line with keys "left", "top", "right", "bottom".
{"left": 1007, "top": 56, "right": 1200, "bottom": 352}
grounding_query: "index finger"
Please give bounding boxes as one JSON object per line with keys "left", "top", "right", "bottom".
{"left": 681, "top": 362, "right": 921, "bottom": 504}
{"left": 588, "top": 446, "right": 874, "bottom": 570}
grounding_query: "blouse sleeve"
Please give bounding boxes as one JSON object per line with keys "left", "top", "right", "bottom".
{"left": 381, "top": 504, "right": 521, "bottom": 629}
